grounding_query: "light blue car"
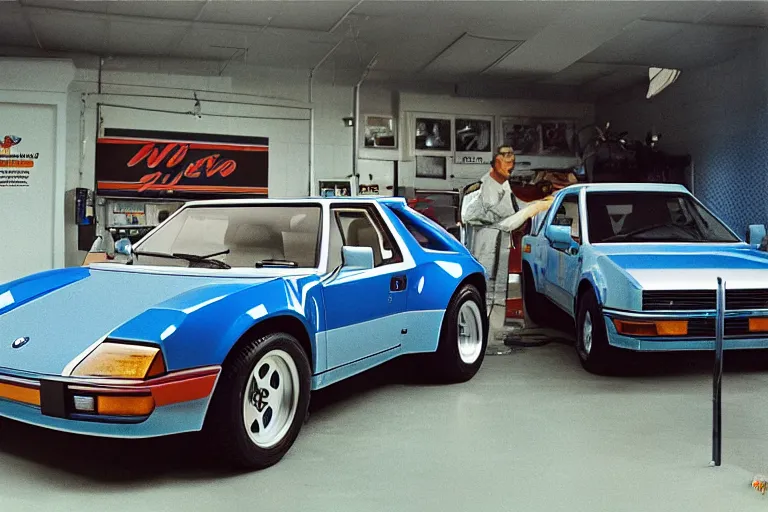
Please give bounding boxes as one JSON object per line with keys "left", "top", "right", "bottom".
{"left": 521, "top": 183, "right": 768, "bottom": 374}
{"left": 0, "top": 197, "right": 487, "bottom": 469}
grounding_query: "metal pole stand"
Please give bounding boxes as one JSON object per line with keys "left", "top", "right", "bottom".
{"left": 711, "top": 277, "right": 725, "bottom": 467}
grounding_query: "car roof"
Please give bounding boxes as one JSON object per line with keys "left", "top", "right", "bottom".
{"left": 183, "top": 196, "right": 409, "bottom": 208}
{"left": 556, "top": 182, "right": 690, "bottom": 194}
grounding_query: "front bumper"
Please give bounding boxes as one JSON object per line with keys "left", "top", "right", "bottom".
{"left": 602, "top": 308, "right": 768, "bottom": 352}
{"left": 0, "top": 366, "right": 220, "bottom": 438}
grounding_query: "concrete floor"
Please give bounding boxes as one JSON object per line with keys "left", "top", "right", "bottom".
{"left": 2, "top": 341, "right": 768, "bottom": 511}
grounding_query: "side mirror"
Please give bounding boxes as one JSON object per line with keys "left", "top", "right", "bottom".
{"left": 341, "top": 246, "right": 374, "bottom": 271}
{"left": 115, "top": 237, "right": 133, "bottom": 257}
{"left": 545, "top": 224, "right": 578, "bottom": 253}
{"left": 748, "top": 224, "right": 766, "bottom": 248}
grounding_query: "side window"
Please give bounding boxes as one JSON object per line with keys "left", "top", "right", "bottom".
{"left": 391, "top": 208, "right": 454, "bottom": 251}
{"left": 553, "top": 195, "right": 581, "bottom": 243}
{"left": 330, "top": 206, "right": 403, "bottom": 267}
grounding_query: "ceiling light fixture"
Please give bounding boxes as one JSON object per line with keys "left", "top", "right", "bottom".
{"left": 647, "top": 67, "right": 681, "bottom": 99}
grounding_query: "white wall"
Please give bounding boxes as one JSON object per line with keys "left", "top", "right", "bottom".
{"left": 0, "top": 54, "right": 593, "bottom": 271}
{"left": 596, "top": 35, "right": 768, "bottom": 237}
{"left": 0, "top": 58, "right": 74, "bottom": 283}
{"left": 64, "top": 62, "right": 355, "bottom": 266}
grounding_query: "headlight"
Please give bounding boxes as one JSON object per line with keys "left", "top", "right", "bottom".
{"left": 71, "top": 341, "right": 166, "bottom": 379}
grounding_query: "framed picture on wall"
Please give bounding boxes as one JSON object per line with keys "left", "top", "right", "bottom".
{"left": 415, "top": 155, "right": 447, "bottom": 179}
{"left": 364, "top": 115, "right": 397, "bottom": 148}
{"left": 454, "top": 116, "right": 493, "bottom": 165}
{"left": 500, "top": 118, "right": 540, "bottom": 155}
{"left": 539, "top": 121, "right": 576, "bottom": 156}
{"left": 414, "top": 117, "right": 451, "bottom": 151}
{"left": 455, "top": 118, "right": 492, "bottom": 152}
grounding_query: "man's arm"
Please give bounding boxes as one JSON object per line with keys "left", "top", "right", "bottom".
{"left": 492, "top": 197, "right": 554, "bottom": 233}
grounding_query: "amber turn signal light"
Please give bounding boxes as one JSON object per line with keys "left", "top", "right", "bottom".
{"left": 613, "top": 319, "right": 688, "bottom": 337}
{"left": 97, "top": 394, "right": 155, "bottom": 416}
{"left": 71, "top": 342, "right": 166, "bottom": 379}
{"left": 749, "top": 318, "right": 768, "bottom": 333}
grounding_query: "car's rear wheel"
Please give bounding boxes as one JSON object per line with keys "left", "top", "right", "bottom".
{"left": 576, "top": 290, "right": 619, "bottom": 375}
{"left": 204, "top": 332, "right": 311, "bottom": 470}
{"left": 429, "top": 283, "right": 487, "bottom": 383}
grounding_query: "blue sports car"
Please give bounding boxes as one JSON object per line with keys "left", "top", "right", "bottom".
{"left": 0, "top": 197, "right": 487, "bottom": 469}
{"left": 521, "top": 183, "right": 768, "bottom": 375}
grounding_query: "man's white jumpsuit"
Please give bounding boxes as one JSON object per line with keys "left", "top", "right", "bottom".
{"left": 461, "top": 172, "right": 553, "bottom": 339}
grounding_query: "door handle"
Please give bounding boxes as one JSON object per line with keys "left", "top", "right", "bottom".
{"left": 390, "top": 275, "right": 407, "bottom": 292}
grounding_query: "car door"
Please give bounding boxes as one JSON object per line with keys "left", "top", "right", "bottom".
{"left": 543, "top": 193, "right": 583, "bottom": 312}
{"left": 321, "top": 204, "right": 409, "bottom": 370}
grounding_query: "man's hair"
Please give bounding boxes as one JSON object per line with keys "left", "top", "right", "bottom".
{"left": 496, "top": 144, "right": 514, "bottom": 154}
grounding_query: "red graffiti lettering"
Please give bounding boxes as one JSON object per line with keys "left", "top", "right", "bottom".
{"left": 126, "top": 142, "right": 239, "bottom": 192}
{"left": 127, "top": 143, "right": 155, "bottom": 167}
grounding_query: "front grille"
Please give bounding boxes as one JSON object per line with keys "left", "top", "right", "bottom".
{"left": 643, "top": 290, "right": 768, "bottom": 311}
{"left": 686, "top": 318, "right": 750, "bottom": 338}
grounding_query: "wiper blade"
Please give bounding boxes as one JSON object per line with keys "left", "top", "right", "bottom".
{"left": 254, "top": 259, "right": 298, "bottom": 268}
{"left": 132, "top": 249, "right": 231, "bottom": 269}
{"left": 172, "top": 249, "right": 231, "bottom": 269}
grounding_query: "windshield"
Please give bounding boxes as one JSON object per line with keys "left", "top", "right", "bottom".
{"left": 133, "top": 204, "right": 322, "bottom": 268}
{"left": 586, "top": 191, "right": 739, "bottom": 244}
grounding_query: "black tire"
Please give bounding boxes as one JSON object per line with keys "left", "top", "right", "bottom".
{"left": 522, "top": 264, "right": 549, "bottom": 327}
{"left": 429, "top": 283, "right": 488, "bottom": 383}
{"left": 203, "top": 332, "right": 311, "bottom": 470}
{"left": 575, "top": 290, "right": 620, "bottom": 375}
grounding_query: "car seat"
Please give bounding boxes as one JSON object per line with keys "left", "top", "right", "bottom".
{"left": 346, "top": 218, "right": 383, "bottom": 266}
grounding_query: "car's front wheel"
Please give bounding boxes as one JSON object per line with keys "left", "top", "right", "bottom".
{"left": 576, "top": 290, "right": 619, "bottom": 375}
{"left": 429, "top": 283, "right": 488, "bottom": 382}
{"left": 205, "top": 332, "right": 311, "bottom": 470}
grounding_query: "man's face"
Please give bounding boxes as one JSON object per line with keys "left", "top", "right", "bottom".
{"left": 494, "top": 146, "right": 515, "bottom": 178}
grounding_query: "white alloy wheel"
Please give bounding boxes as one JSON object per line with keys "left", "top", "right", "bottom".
{"left": 582, "top": 311, "right": 593, "bottom": 355}
{"left": 242, "top": 349, "right": 300, "bottom": 449}
{"left": 457, "top": 300, "right": 483, "bottom": 364}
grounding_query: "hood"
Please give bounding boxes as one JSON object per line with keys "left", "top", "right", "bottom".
{"left": 0, "top": 266, "right": 276, "bottom": 376}
{"left": 598, "top": 243, "right": 768, "bottom": 290}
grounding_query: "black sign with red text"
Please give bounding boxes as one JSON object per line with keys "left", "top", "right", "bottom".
{"left": 95, "top": 129, "right": 269, "bottom": 198}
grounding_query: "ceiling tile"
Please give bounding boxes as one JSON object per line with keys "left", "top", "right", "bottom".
{"left": 0, "top": 3, "right": 37, "bottom": 48}
{"left": 583, "top": 20, "right": 762, "bottom": 69}
{"left": 173, "top": 26, "right": 338, "bottom": 68}
{"left": 422, "top": 34, "right": 524, "bottom": 76}
{"left": 700, "top": 2, "right": 768, "bottom": 27}
{"left": 27, "top": 9, "right": 109, "bottom": 52}
{"left": 199, "top": 1, "right": 359, "bottom": 31}
{"left": 22, "top": 0, "right": 208, "bottom": 19}
{"left": 107, "top": 20, "right": 189, "bottom": 56}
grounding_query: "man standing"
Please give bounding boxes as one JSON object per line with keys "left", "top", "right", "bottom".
{"left": 461, "top": 145, "right": 554, "bottom": 342}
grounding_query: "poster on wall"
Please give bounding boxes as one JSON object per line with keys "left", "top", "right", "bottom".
{"left": 500, "top": 120, "right": 539, "bottom": 155}
{"left": 455, "top": 119, "right": 491, "bottom": 153}
{"left": 454, "top": 118, "right": 492, "bottom": 165}
{"left": 414, "top": 117, "right": 451, "bottom": 151}
{"left": 95, "top": 128, "right": 269, "bottom": 198}
{"left": 540, "top": 122, "right": 575, "bottom": 156}
{"left": 364, "top": 115, "right": 396, "bottom": 148}
{"left": 0, "top": 134, "right": 40, "bottom": 188}
{"left": 415, "top": 155, "right": 447, "bottom": 179}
